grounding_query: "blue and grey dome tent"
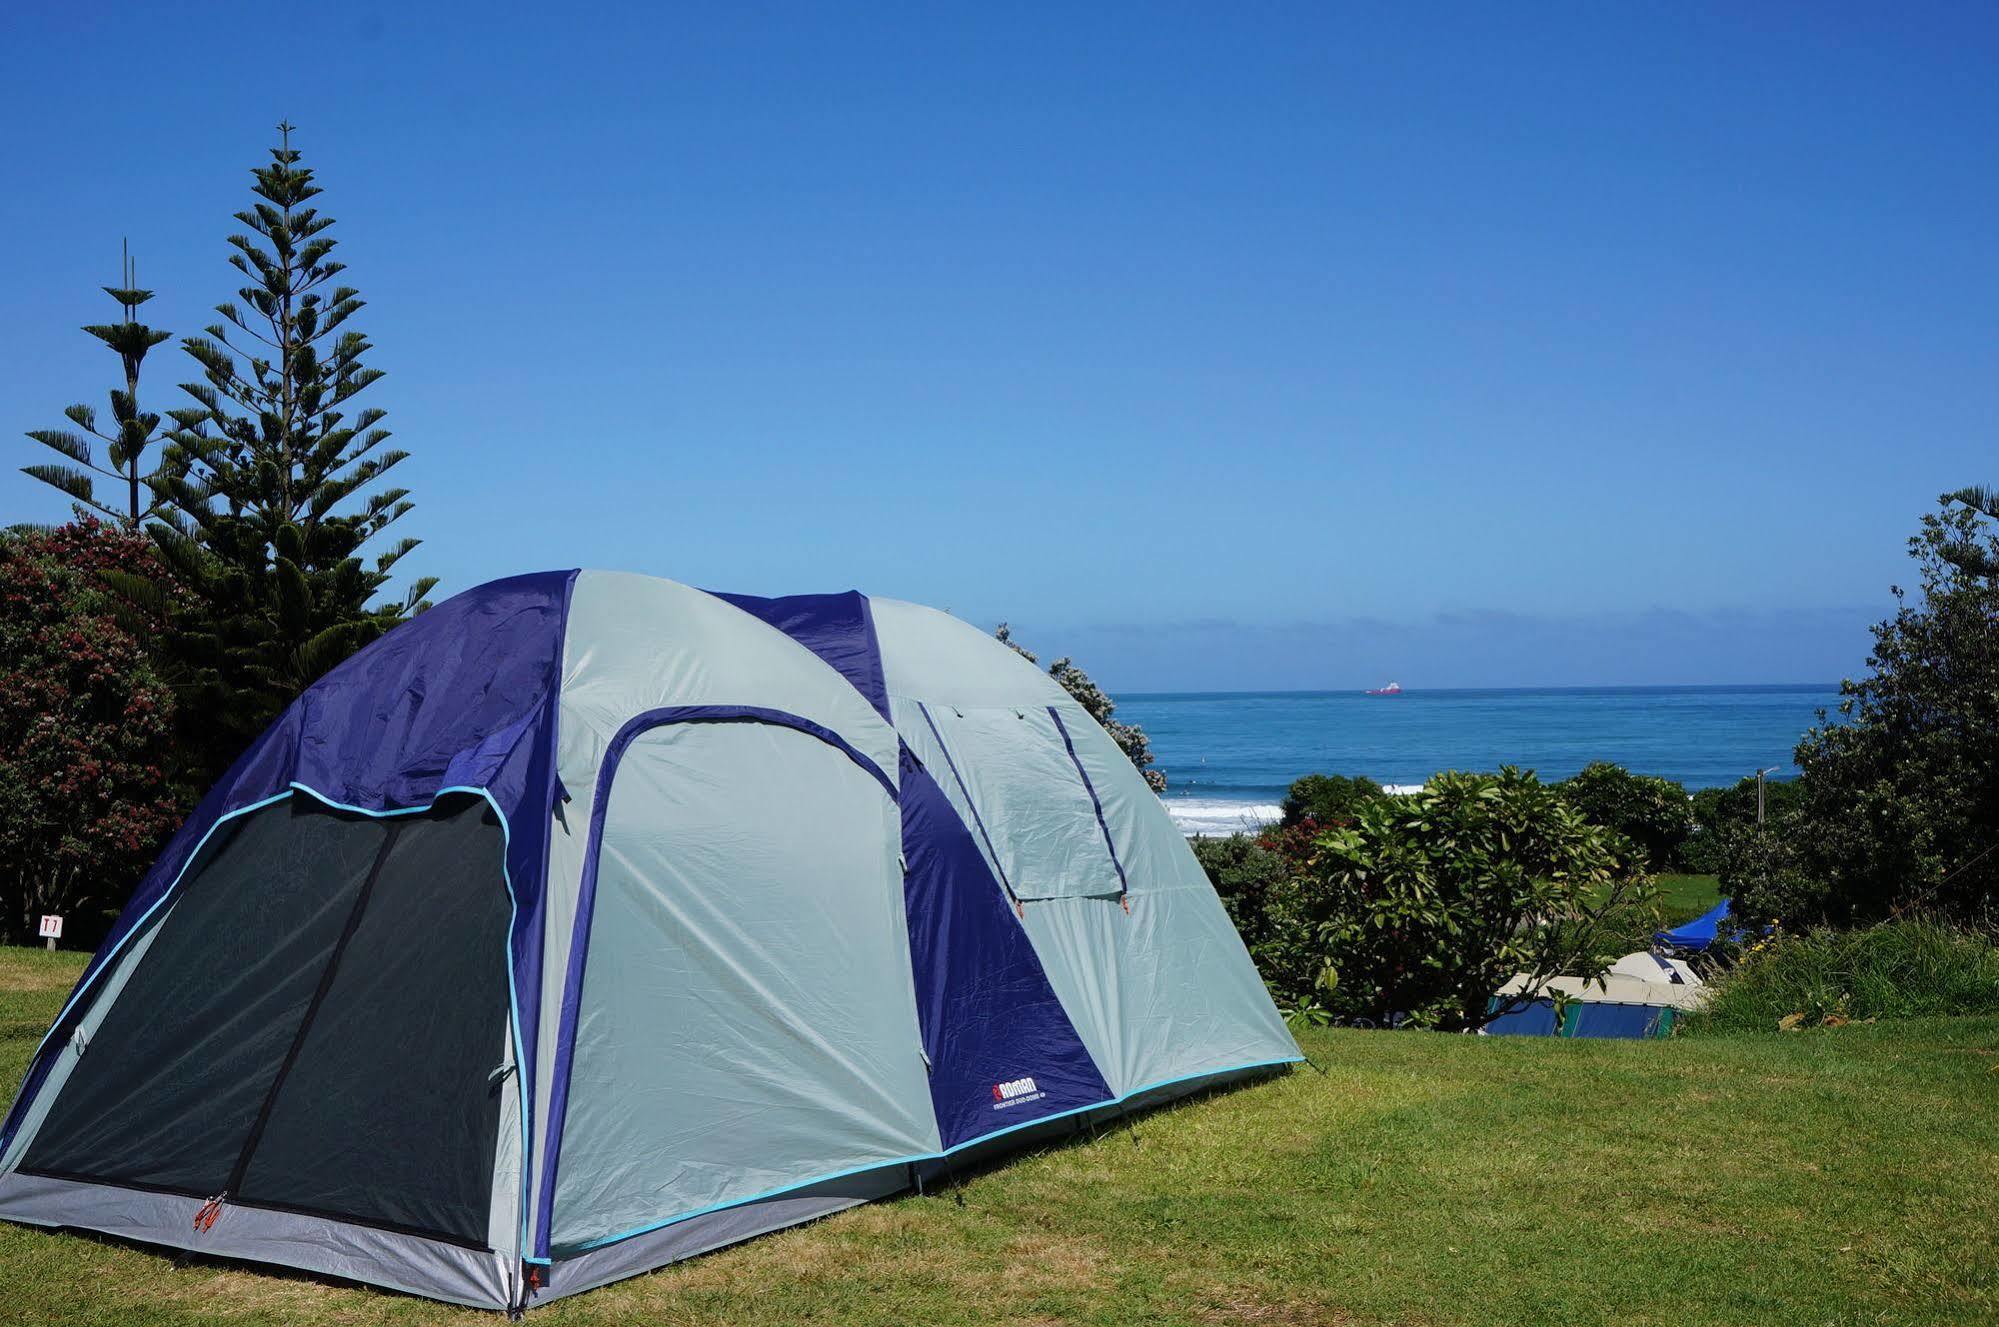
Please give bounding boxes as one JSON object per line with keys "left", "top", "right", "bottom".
{"left": 0, "top": 571, "right": 1297, "bottom": 1310}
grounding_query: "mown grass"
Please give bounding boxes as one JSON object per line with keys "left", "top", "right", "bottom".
{"left": 1653, "top": 872, "right": 1723, "bottom": 924}
{"left": 0, "top": 945, "right": 1994, "bottom": 1325}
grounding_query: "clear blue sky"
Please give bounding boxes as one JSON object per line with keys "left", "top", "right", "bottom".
{"left": 4, "top": 4, "right": 1993, "bottom": 690}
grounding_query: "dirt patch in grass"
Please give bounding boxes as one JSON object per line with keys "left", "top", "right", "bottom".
{"left": 1196, "top": 1286, "right": 1363, "bottom": 1325}
{"left": 0, "top": 948, "right": 86, "bottom": 994}
{"left": 658, "top": 1208, "right": 1114, "bottom": 1299}
{"left": 131, "top": 1268, "right": 358, "bottom": 1322}
{"left": 993, "top": 1232, "right": 1113, "bottom": 1294}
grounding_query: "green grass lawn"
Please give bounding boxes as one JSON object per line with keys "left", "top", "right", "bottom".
{"left": 1654, "top": 872, "right": 1724, "bottom": 924}
{"left": 1, "top": 945, "right": 1994, "bottom": 1325}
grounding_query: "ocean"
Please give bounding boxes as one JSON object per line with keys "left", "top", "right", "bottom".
{"left": 1115, "top": 684, "right": 1844, "bottom": 836}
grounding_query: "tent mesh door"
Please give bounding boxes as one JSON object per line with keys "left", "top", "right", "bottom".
{"left": 20, "top": 795, "right": 512, "bottom": 1248}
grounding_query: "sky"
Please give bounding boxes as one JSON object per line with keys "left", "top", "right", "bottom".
{"left": 2, "top": 4, "right": 1994, "bottom": 691}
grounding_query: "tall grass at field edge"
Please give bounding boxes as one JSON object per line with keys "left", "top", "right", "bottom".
{"left": 1690, "top": 916, "right": 1999, "bottom": 1033}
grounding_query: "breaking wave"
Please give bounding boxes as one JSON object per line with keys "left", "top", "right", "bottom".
{"left": 1161, "top": 798, "right": 1283, "bottom": 837}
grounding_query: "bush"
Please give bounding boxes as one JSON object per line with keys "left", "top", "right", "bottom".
{"left": 0, "top": 523, "right": 188, "bottom": 945}
{"left": 1690, "top": 918, "right": 1999, "bottom": 1033}
{"left": 1279, "top": 773, "right": 1384, "bottom": 829}
{"left": 1190, "top": 832, "right": 1295, "bottom": 958}
{"left": 1555, "top": 762, "right": 1694, "bottom": 870}
{"left": 1261, "top": 768, "right": 1654, "bottom": 1030}
{"left": 1682, "top": 775, "right": 1803, "bottom": 875}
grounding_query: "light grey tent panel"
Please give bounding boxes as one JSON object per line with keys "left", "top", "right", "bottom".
{"left": 1058, "top": 691, "right": 1179, "bottom": 888}
{"left": 532, "top": 1169, "right": 902, "bottom": 1305}
{"left": 871, "top": 596, "right": 1075, "bottom": 712}
{"left": 550, "top": 721, "right": 933, "bottom": 1253}
{"left": 0, "top": 1172, "right": 516, "bottom": 1310}
{"left": 533, "top": 570, "right": 907, "bottom": 1254}
{"left": 910, "top": 703, "right": 1123, "bottom": 900}
{"left": 1017, "top": 887, "right": 1296, "bottom": 1095}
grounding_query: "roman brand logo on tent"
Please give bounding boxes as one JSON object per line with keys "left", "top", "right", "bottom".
{"left": 991, "top": 1076, "right": 1044, "bottom": 1109}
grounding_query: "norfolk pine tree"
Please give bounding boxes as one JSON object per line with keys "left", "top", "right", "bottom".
{"left": 20, "top": 243, "right": 175, "bottom": 528}
{"left": 137, "top": 123, "right": 436, "bottom": 781}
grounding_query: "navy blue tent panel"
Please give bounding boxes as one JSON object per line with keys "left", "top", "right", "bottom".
{"left": 897, "top": 746, "right": 1112, "bottom": 1147}
{"left": 709, "top": 590, "right": 892, "bottom": 723}
{"left": 1656, "top": 898, "right": 1733, "bottom": 952}
{"left": 1569, "top": 1003, "right": 1673, "bottom": 1038}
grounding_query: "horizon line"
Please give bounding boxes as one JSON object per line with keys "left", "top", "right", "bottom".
{"left": 1112, "top": 681, "right": 1844, "bottom": 698}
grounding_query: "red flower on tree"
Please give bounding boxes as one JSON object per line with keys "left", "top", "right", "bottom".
{"left": 0, "top": 521, "right": 188, "bottom": 943}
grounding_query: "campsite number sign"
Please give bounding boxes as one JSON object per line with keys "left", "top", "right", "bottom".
{"left": 38, "top": 914, "right": 61, "bottom": 950}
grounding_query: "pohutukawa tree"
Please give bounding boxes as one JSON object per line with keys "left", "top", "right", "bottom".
{"left": 21, "top": 243, "right": 175, "bottom": 527}
{"left": 0, "top": 522, "right": 187, "bottom": 945}
{"left": 141, "top": 122, "right": 436, "bottom": 779}
{"left": 1756, "top": 492, "right": 1999, "bottom": 926}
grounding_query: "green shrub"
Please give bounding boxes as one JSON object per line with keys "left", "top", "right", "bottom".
{"left": 1555, "top": 761, "right": 1694, "bottom": 870}
{"left": 1682, "top": 775, "right": 1803, "bottom": 875}
{"left": 1279, "top": 773, "right": 1384, "bottom": 828}
{"left": 1264, "top": 768, "right": 1654, "bottom": 1030}
{"left": 1689, "top": 918, "right": 1999, "bottom": 1033}
{"left": 1189, "top": 832, "right": 1295, "bottom": 957}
